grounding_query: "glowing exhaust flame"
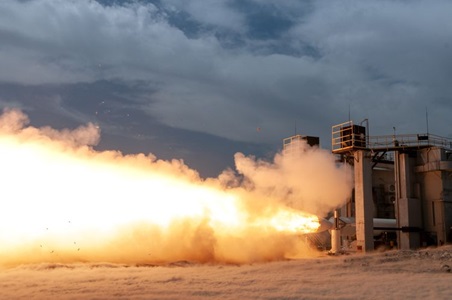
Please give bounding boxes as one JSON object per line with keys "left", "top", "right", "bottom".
{"left": 264, "top": 209, "right": 320, "bottom": 234}
{"left": 0, "top": 109, "right": 352, "bottom": 265}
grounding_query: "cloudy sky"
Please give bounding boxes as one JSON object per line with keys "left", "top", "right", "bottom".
{"left": 1, "top": 0, "right": 451, "bottom": 177}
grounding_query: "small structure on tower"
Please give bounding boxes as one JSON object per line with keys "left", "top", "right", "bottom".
{"left": 283, "top": 134, "right": 319, "bottom": 157}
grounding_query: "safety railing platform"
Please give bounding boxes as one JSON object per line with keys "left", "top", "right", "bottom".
{"left": 332, "top": 121, "right": 452, "bottom": 154}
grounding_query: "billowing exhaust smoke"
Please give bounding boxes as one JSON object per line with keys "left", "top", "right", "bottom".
{"left": 0, "top": 108, "right": 352, "bottom": 266}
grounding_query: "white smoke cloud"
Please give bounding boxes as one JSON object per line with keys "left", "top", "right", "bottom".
{"left": 232, "top": 140, "right": 352, "bottom": 216}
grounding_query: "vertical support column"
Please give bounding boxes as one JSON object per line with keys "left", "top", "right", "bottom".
{"left": 354, "top": 150, "right": 374, "bottom": 252}
{"left": 395, "top": 152, "right": 421, "bottom": 249}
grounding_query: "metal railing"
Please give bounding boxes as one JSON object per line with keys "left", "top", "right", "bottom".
{"left": 368, "top": 133, "right": 452, "bottom": 151}
{"left": 332, "top": 121, "right": 452, "bottom": 153}
{"left": 332, "top": 121, "right": 367, "bottom": 153}
{"left": 283, "top": 135, "right": 306, "bottom": 156}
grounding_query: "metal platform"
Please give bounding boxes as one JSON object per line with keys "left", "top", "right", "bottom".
{"left": 367, "top": 133, "right": 452, "bottom": 152}
{"left": 332, "top": 121, "right": 452, "bottom": 154}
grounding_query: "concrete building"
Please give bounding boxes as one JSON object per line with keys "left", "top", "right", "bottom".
{"left": 332, "top": 121, "right": 452, "bottom": 251}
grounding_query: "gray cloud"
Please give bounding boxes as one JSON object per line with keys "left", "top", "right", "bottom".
{"left": 1, "top": 0, "right": 451, "bottom": 175}
{"left": 291, "top": 0, "right": 452, "bottom": 134}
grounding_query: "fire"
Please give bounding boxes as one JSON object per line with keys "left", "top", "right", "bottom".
{"left": 264, "top": 209, "right": 320, "bottom": 234}
{"left": 0, "top": 109, "right": 324, "bottom": 265}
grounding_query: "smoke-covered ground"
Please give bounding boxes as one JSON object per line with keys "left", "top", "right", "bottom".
{"left": 0, "top": 246, "right": 451, "bottom": 299}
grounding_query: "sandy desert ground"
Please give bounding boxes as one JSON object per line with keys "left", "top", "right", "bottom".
{"left": 0, "top": 245, "right": 451, "bottom": 300}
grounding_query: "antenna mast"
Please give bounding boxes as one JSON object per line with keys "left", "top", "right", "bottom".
{"left": 426, "top": 107, "right": 429, "bottom": 135}
{"left": 348, "top": 104, "right": 351, "bottom": 121}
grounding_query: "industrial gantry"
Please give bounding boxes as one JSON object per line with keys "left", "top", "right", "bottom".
{"left": 332, "top": 121, "right": 452, "bottom": 252}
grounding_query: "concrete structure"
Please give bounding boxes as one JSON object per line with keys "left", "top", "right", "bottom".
{"left": 394, "top": 151, "right": 422, "bottom": 249}
{"left": 332, "top": 121, "right": 452, "bottom": 251}
{"left": 353, "top": 150, "right": 374, "bottom": 252}
{"left": 415, "top": 147, "right": 452, "bottom": 246}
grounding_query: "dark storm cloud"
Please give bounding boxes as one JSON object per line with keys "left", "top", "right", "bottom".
{"left": 1, "top": 0, "right": 452, "bottom": 175}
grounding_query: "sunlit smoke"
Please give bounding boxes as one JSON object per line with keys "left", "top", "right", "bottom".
{"left": 232, "top": 139, "right": 353, "bottom": 217}
{"left": 0, "top": 109, "right": 352, "bottom": 266}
